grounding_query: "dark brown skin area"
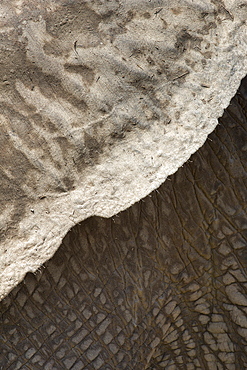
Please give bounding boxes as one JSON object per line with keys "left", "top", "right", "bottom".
{"left": 0, "top": 77, "right": 246, "bottom": 369}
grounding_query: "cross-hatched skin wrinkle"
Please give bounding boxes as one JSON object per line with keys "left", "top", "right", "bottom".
{"left": 0, "top": 77, "right": 247, "bottom": 369}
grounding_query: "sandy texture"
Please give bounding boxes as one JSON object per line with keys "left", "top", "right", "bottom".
{"left": 0, "top": 0, "right": 247, "bottom": 299}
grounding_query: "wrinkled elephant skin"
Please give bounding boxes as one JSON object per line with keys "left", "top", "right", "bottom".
{"left": 0, "top": 78, "right": 247, "bottom": 369}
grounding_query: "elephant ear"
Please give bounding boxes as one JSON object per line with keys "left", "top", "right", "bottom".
{"left": 0, "top": 70, "right": 247, "bottom": 369}
{"left": 0, "top": 0, "right": 247, "bottom": 299}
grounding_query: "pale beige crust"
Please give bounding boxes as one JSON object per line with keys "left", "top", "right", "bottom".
{"left": 0, "top": 0, "right": 247, "bottom": 298}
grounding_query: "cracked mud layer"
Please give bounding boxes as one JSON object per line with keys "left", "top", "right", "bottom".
{"left": 0, "top": 77, "right": 246, "bottom": 369}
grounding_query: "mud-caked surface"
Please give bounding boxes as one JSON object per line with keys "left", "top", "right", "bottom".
{"left": 0, "top": 78, "right": 246, "bottom": 369}
{"left": 1, "top": 0, "right": 247, "bottom": 300}
{"left": 1, "top": 0, "right": 243, "bottom": 205}
{"left": 0, "top": 0, "right": 225, "bottom": 221}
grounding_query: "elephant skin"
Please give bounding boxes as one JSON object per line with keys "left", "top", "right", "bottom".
{"left": 1, "top": 0, "right": 247, "bottom": 299}
{"left": 0, "top": 77, "right": 246, "bottom": 369}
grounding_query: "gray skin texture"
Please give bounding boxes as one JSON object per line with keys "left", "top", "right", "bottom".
{"left": 0, "top": 78, "right": 246, "bottom": 369}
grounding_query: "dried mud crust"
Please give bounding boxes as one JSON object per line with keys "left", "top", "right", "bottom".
{"left": 1, "top": 0, "right": 247, "bottom": 303}
{"left": 0, "top": 0, "right": 244, "bottom": 232}
{"left": 0, "top": 0, "right": 213, "bottom": 188}
{"left": 0, "top": 77, "right": 246, "bottom": 369}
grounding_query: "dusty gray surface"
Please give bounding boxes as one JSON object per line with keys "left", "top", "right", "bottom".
{"left": 0, "top": 0, "right": 247, "bottom": 298}
{"left": 0, "top": 77, "right": 246, "bottom": 369}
